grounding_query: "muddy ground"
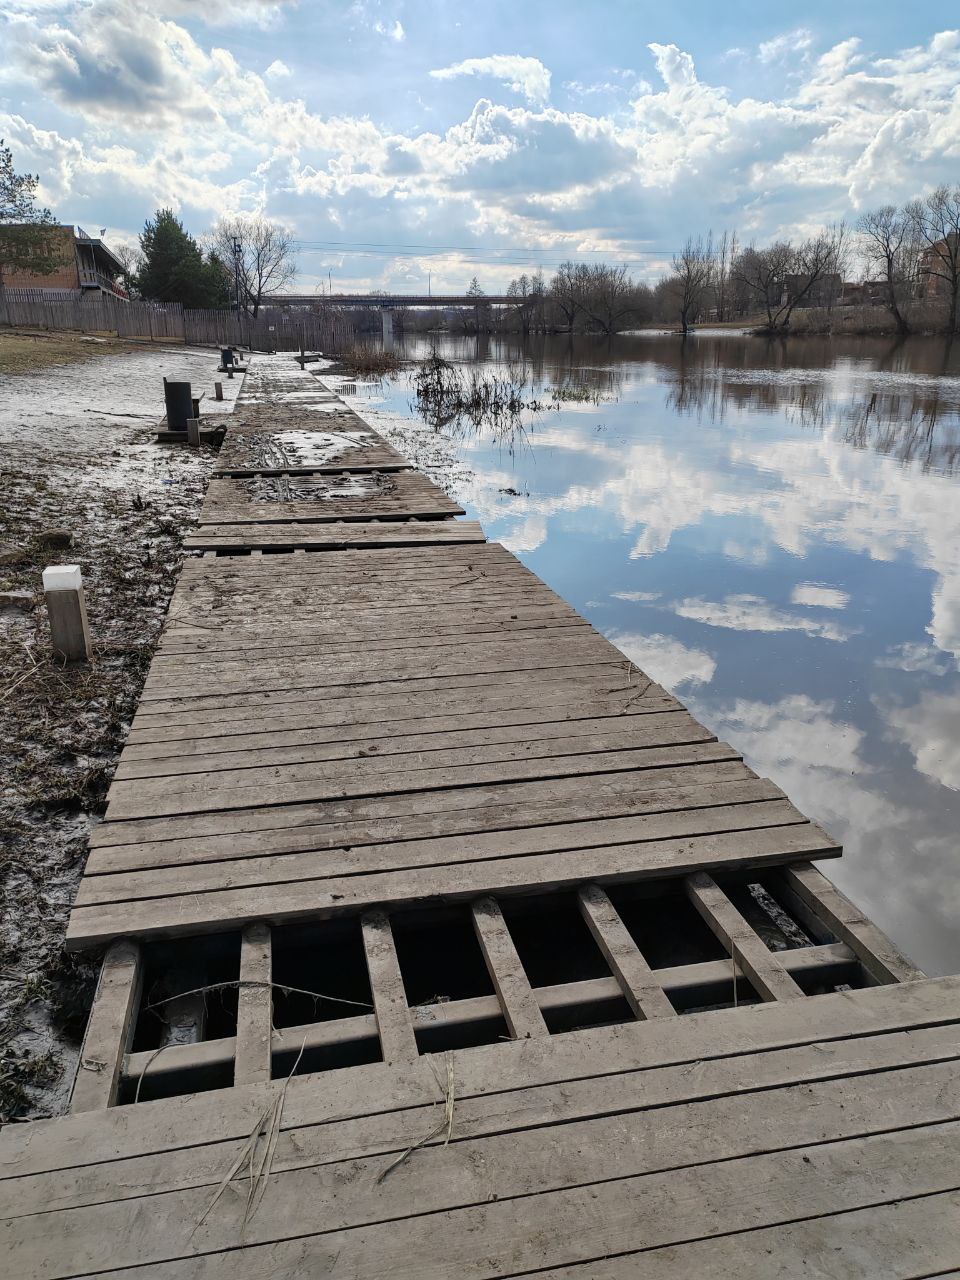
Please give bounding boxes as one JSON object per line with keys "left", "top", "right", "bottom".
{"left": 0, "top": 341, "right": 238, "bottom": 1120}
{"left": 0, "top": 345, "right": 468, "bottom": 1123}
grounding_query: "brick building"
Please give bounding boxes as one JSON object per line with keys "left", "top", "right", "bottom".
{"left": 0, "top": 224, "right": 128, "bottom": 298}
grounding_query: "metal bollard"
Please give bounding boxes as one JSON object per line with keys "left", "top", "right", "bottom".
{"left": 43, "top": 565, "right": 92, "bottom": 663}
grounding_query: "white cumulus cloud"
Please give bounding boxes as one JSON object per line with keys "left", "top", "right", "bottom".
{"left": 430, "top": 55, "right": 551, "bottom": 105}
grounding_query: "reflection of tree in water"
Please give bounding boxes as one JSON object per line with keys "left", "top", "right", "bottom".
{"left": 409, "top": 349, "right": 620, "bottom": 458}
{"left": 411, "top": 353, "right": 536, "bottom": 458}
{"left": 663, "top": 336, "right": 960, "bottom": 473}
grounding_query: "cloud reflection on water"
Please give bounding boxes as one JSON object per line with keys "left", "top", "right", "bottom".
{"left": 361, "top": 332, "right": 960, "bottom": 974}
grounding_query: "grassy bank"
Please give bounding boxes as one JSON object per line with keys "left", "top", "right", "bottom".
{"left": 0, "top": 328, "right": 146, "bottom": 375}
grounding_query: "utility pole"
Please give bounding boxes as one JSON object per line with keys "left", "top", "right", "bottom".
{"left": 232, "top": 236, "right": 243, "bottom": 344}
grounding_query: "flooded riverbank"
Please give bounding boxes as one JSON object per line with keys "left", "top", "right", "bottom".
{"left": 339, "top": 330, "right": 960, "bottom": 978}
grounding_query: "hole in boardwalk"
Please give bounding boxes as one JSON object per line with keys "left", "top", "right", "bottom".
{"left": 606, "top": 886, "right": 728, "bottom": 968}
{"left": 271, "top": 919, "right": 373, "bottom": 1028}
{"left": 606, "top": 885, "right": 760, "bottom": 1015}
{"left": 130, "top": 932, "right": 242, "bottom": 1054}
{"left": 390, "top": 905, "right": 510, "bottom": 1053}
{"left": 499, "top": 893, "right": 634, "bottom": 1034}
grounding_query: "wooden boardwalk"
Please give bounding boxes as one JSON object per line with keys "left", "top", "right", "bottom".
{"left": 2, "top": 356, "right": 956, "bottom": 1278}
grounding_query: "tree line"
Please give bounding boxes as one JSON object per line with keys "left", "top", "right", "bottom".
{"left": 117, "top": 208, "right": 297, "bottom": 315}
{"left": 491, "top": 184, "right": 960, "bottom": 337}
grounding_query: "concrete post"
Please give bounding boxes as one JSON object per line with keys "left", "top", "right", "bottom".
{"left": 186, "top": 418, "right": 201, "bottom": 447}
{"left": 43, "top": 565, "right": 92, "bottom": 663}
{"left": 214, "top": 381, "right": 224, "bottom": 401}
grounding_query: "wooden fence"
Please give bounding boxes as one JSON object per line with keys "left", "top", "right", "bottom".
{"left": 0, "top": 289, "right": 353, "bottom": 352}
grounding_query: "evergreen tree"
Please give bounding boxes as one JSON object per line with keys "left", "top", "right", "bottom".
{"left": 137, "top": 208, "right": 230, "bottom": 307}
{"left": 0, "top": 138, "right": 61, "bottom": 282}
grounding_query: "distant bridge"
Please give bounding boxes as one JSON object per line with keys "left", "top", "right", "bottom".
{"left": 267, "top": 293, "right": 516, "bottom": 308}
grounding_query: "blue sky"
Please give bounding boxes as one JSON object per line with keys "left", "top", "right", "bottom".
{"left": 2, "top": 1, "right": 959, "bottom": 292}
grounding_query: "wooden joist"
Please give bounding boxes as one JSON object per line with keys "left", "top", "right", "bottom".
{"left": 778, "top": 862, "right": 925, "bottom": 984}
{"left": 69, "top": 941, "right": 141, "bottom": 1113}
{"left": 577, "top": 884, "right": 676, "bottom": 1019}
{"left": 234, "top": 923, "right": 273, "bottom": 1086}
{"left": 471, "top": 897, "right": 548, "bottom": 1039}
{"left": 120, "top": 941, "right": 862, "bottom": 1087}
{"left": 685, "top": 871, "right": 805, "bottom": 1002}
{"left": 361, "top": 910, "right": 418, "bottom": 1063}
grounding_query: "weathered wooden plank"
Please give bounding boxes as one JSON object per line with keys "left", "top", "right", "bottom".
{"left": 472, "top": 897, "right": 548, "bottom": 1039}
{"left": 153, "top": 615, "right": 589, "bottom": 669}
{"left": 128, "top": 661, "right": 643, "bottom": 723}
{"left": 109, "top": 718, "right": 719, "bottom": 794}
{"left": 685, "top": 871, "right": 805, "bottom": 1002}
{"left": 780, "top": 862, "right": 925, "bottom": 984}
{"left": 66, "top": 823, "right": 839, "bottom": 947}
{"left": 4, "top": 1078, "right": 959, "bottom": 1278}
{"left": 86, "top": 763, "right": 756, "bottom": 871}
{"left": 200, "top": 471, "right": 464, "bottom": 523}
{"left": 577, "top": 884, "right": 676, "bottom": 1020}
{"left": 361, "top": 911, "right": 418, "bottom": 1064}
{"left": 116, "top": 708, "right": 689, "bottom": 771}
{"left": 234, "top": 923, "right": 273, "bottom": 1087}
{"left": 138, "top": 635, "right": 622, "bottom": 701}
{"left": 69, "top": 941, "right": 141, "bottom": 1113}
{"left": 78, "top": 795, "right": 800, "bottom": 908}
{"left": 516, "top": 1191, "right": 960, "bottom": 1279}
{"left": 174, "top": 538, "right": 516, "bottom": 575}
{"left": 135, "top": 649, "right": 625, "bottom": 714}
{"left": 126, "top": 668, "right": 666, "bottom": 736}
{"left": 4, "top": 976, "right": 957, "bottom": 1182}
{"left": 158, "top": 606, "right": 584, "bottom": 655}
{"left": 101, "top": 741, "right": 744, "bottom": 824}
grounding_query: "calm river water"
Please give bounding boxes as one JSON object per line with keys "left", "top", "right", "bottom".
{"left": 341, "top": 331, "right": 960, "bottom": 976}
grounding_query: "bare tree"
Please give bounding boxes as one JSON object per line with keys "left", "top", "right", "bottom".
{"left": 112, "top": 243, "right": 141, "bottom": 297}
{"left": 856, "top": 205, "right": 915, "bottom": 334}
{"left": 580, "top": 264, "right": 643, "bottom": 335}
{"left": 670, "top": 235, "right": 714, "bottom": 333}
{"left": 211, "top": 215, "right": 297, "bottom": 316}
{"left": 506, "top": 273, "right": 536, "bottom": 335}
{"left": 713, "top": 230, "right": 737, "bottom": 323}
{"left": 733, "top": 226, "right": 846, "bottom": 331}
{"left": 732, "top": 241, "right": 794, "bottom": 329}
{"left": 549, "top": 261, "right": 587, "bottom": 331}
{"left": 908, "top": 185, "right": 960, "bottom": 333}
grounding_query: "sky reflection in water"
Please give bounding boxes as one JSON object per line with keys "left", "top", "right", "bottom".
{"left": 350, "top": 333, "right": 960, "bottom": 976}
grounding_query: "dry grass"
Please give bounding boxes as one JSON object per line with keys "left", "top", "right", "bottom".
{"left": 0, "top": 328, "right": 145, "bottom": 375}
{"left": 336, "top": 344, "right": 403, "bottom": 377}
